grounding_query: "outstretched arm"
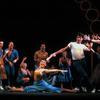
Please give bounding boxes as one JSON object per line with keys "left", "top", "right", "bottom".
{"left": 46, "top": 45, "right": 69, "bottom": 61}
{"left": 43, "top": 69, "right": 68, "bottom": 74}
{"left": 91, "top": 39, "right": 100, "bottom": 44}
{"left": 84, "top": 34, "right": 100, "bottom": 44}
{"left": 54, "top": 46, "right": 69, "bottom": 55}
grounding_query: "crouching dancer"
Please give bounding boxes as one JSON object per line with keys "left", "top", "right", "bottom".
{"left": 7, "top": 60, "right": 77, "bottom": 93}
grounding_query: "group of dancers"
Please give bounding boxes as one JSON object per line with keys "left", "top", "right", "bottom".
{"left": 0, "top": 32, "right": 100, "bottom": 93}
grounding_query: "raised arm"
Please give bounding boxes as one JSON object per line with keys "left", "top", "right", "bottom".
{"left": 3, "top": 50, "right": 9, "bottom": 59}
{"left": 83, "top": 34, "right": 94, "bottom": 51}
{"left": 20, "top": 57, "right": 27, "bottom": 67}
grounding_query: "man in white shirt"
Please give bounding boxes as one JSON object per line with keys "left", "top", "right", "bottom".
{"left": 68, "top": 42, "right": 87, "bottom": 60}
{"left": 49, "top": 32, "right": 94, "bottom": 92}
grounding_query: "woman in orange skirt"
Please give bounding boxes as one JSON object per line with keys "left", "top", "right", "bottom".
{"left": 0, "top": 41, "right": 7, "bottom": 90}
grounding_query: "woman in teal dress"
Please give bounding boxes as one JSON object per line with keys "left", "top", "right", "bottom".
{"left": 58, "top": 51, "right": 73, "bottom": 88}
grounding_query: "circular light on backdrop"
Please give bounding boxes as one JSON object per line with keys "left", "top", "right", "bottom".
{"left": 80, "top": 0, "right": 91, "bottom": 11}
{"left": 86, "top": 8, "right": 99, "bottom": 21}
{"left": 90, "top": 20, "right": 100, "bottom": 34}
{"left": 74, "top": 0, "right": 100, "bottom": 34}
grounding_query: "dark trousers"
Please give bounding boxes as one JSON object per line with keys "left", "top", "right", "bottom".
{"left": 72, "top": 59, "right": 94, "bottom": 92}
{"left": 5, "top": 64, "right": 15, "bottom": 86}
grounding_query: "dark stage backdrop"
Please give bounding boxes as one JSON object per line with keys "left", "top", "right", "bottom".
{"left": 0, "top": 0, "right": 99, "bottom": 73}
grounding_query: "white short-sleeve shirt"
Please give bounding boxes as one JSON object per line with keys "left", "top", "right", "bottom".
{"left": 68, "top": 42, "right": 87, "bottom": 60}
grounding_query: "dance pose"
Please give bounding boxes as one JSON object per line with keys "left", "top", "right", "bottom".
{"left": 91, "top": 46, "right": 100, "bottom": 92}
{"left": 16, "top": 57, "right": 32, "bottom": 87}
{"left": 7, "top": 60, "right": 77, "bottom": 93}
{"left": 84, "top": 34, "right": 100, "bottom": 44}
{"left": 4, "top": 42, "right": 19, "bottom": 86}
{"left": 58, "top": 51, "right": 73, "bottom": 89}
{"left": 49, "top": 32, "right": 95, "bottom": 92}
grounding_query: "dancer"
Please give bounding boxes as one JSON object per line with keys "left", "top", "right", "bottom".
{"left": 58, "top": 51, "right": 73, "bottom": 89}
{"left": 91, "top": 46, "right": 100, "bottom": 92}
{"left": 7, "top": 60, "right": 77, "bottom": 93}
{"left": 49, "top": 32, "right": 95, "bottom": 92}
{"left": 0, "top": 41, "right": 7, "bottom": 90}
{"left": 16, "top": 57, "right": 32, "bottom": 87}
{"left": 4, "top": 42, "right": 19, "bottom": 87}
{"left": 84, "top": 34, "right": 100, "bottom": 44}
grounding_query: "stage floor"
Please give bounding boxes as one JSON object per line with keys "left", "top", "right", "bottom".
{"left": 0, "top": 90, "right": 100, "bottom": 99}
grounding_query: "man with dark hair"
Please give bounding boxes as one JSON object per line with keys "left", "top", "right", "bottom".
{"left": 34, "top": 43, "right": 49, "bottom": 70}
{"left": 49, "top": 32, "right": 95, "bottom": 93}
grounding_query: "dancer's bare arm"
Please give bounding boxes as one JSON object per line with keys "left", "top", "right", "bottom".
{"left": 42, "top": 69, "right": 68, "bottom": 74}
{"left": 46, "top": 45, "right": 69, "bottom": 61}
{"left": 54, "top": 46, "right": 69, "bottom": 55}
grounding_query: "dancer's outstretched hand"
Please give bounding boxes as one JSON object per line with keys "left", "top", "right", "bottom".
{"left": 46, "top": 53, "right": 56, "bottom": 61}
{"left": 51, "top": 53, "right": 56, "bottom": 57}
{"left": 84, "top": 34, "right": 90, "bottom": 41}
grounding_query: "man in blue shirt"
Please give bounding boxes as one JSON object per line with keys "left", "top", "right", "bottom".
{"left": 5, "top": 42, "right": 19, "bottom": 87}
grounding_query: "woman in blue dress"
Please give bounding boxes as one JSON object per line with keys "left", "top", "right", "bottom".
{"left": 58, "top": 51, "right": 73, "bottom": 89}
{"left": 7, "top": 60, "right": 77, "bottom": 93}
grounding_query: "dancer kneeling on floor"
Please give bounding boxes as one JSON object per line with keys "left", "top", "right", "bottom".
{"left": 8, "top": 60, "right": 77, "bottom": 93}
{"left": 16, "top": 57, "right": 33, "bottom": 88}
